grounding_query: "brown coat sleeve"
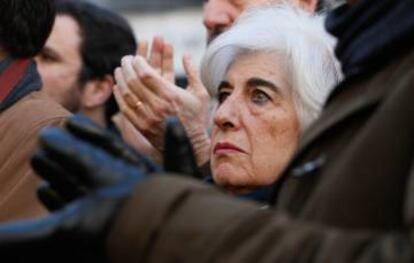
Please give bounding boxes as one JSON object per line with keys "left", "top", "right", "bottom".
{"left": 107, "top": 171, "right": 414, "bottom": 263}
{"left": 0, "top": 91, "right": 69, "bottom": 222}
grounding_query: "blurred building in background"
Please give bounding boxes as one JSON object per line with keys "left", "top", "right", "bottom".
{"left": 91, "top": 0, "right": 205, "bottom": 83}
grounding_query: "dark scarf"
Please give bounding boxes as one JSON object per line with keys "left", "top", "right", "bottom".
{"left": 326, "top": 0, "right": 414, "bottom": 79}
{"left": 204, "top": 176, "right": 273, "bottom": 204}
{"left": 0, "top": 58, "right": 42, "bottom": 112}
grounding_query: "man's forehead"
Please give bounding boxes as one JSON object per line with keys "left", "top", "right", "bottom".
{"left": 44, "top": 15, "right": 83, "bottom": 54}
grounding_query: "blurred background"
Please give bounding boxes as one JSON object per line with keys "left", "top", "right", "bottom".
{"left": 89, "top": 0, "right": 205, "bottom": 85}
{"left": 77, "top": 0, "right": 345, "bottom": 84}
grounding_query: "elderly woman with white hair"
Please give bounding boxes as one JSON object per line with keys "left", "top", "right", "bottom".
{"left": 114, "top": 4, "right": 341, "bottom": 198}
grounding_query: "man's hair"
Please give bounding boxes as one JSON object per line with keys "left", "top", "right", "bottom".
{"left": 54, "top": 0, "right": 137, "bottom": 83}
{"left": 0, "top": 0, "right": 55, "bottom": 58}
{"left": 54, "top": 0, "right": 137, "bottom": 125}
{"left": 201, "top": 4, "right": 342, "bottom": 132}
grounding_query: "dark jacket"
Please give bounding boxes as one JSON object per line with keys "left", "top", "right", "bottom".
{"left": 106, "top": 1, "right": 414, "bottom": 261}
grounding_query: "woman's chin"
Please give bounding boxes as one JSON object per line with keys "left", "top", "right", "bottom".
{"left": 213, "top": 164, "right": 276, "bottom": 193}
{"left": 213, "top": 165, "right": 249, "bottom": 189}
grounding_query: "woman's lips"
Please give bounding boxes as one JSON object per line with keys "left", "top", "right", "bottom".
{"left": 213, "top": 142, "right": 245, "bottom": 155}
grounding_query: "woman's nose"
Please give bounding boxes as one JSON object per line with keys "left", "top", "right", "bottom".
{"left": 213, "top": 96, "right": 239, "bottom": 130}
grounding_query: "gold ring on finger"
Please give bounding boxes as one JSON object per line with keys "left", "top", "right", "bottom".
{"left": 135, "top": 101, "right": 143, "bottom": 108}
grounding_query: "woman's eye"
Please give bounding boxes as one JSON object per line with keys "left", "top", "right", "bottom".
{"left": 251, "top": 90, "right": 271, "bottom": 105}
{"left": 217, "top": 91, "right": 230, "bottom": 104}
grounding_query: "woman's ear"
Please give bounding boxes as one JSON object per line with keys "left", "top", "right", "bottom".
{"left": 81, "top": 75, "right": 114, "bottom": 109}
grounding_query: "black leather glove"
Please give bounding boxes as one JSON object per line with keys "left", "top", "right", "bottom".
{"left": 163, "top": 117, "right": 201, "bottom": 178}
{"left": 0, "top": 121, "right": 155, "bottom": 262}
{"left": 32, "top": 114, "right": 160, "bottom": 211}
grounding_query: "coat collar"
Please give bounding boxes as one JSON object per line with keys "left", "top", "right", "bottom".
{"left": 272, "top": 0, "right": 414, "bottom": 204}
{"left": 0, "top": 58, "right": 41, "bottom": 112}
{"left": 271, "top": 48, "right": 414, "bottom": 205}
{"left": 326, "top": 0, "right": 414, "bottom": 79}
{"left": 295, "top": 49, "right": 414, "bottom": 167}
{"left": 293, "top": 0, "right": 414, "bottom": 159}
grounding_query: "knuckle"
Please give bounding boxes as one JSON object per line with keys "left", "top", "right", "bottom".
{"left": 141, "top": 121, "right": 152, "bottom": 131}
{"left": 152, "top": 104, "right": 165, "bottom": 114}
{"left": 125, "top": 77, "right": 137, "bottom": 87}
{"left": 119, "top": 105, "right": 129, "bottom": 114}
{"left": 139, "top": 71, "right": 152, "bottom": 82}
{"left": 147, "top": 114, "right": 162, "bottom": 126}
{"left": 152, "top": 116, "right": 163, "bottom": 124}
{"left": 166, "top": 93, "right": 179, "bottom": 106}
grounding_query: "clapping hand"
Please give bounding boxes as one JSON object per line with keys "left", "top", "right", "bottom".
{"left": 114, "top": 37, "right": 211, "bottom": 166}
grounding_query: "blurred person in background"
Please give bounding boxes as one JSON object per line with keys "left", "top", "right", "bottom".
{"left": 36, "top": 0, "right": 137, "bottom": 131}
{"left": 0, "top": 0, "right": 69, "bottom": 221}
{"left": 203, "top": 0, "right": 319, "bottom": 43}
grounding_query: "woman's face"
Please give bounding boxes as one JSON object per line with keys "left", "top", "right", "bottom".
{"left": 211, "top": 51, "right": 300, "bottom": 192}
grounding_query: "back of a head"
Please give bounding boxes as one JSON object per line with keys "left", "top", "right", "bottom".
{"left": 201, "top": 4, "right": 342, "bottom": 131}
{"left": 0, "top": 0, "right": 55, "bottom": 58}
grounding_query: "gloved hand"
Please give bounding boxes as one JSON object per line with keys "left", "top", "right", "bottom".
{"left": 163, "top": 117, "right": 201, "bottom": 178}
{"left": 32, "top": 114, "right": 160, "bottom": 211}
{"left": 0, "top": 118, "right": 158, "bottom": 261}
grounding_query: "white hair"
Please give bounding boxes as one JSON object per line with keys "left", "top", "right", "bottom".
{"left": 201, "top": 4, "right": 342, "bottom": 131}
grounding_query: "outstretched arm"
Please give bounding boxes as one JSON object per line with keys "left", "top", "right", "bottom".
{"left": 4, "top": 116, "right": 412, "bottom": 263}
{"left": 107, "top": 172, "right": 414, "bottom": 263}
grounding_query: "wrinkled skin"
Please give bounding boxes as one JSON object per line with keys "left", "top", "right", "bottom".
{"left": 211, "top": 52, "right": 300, "bottom": 193}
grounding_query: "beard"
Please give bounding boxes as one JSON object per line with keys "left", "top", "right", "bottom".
{"left": 60, "top": 80, "right": 84, "bottom": 113}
